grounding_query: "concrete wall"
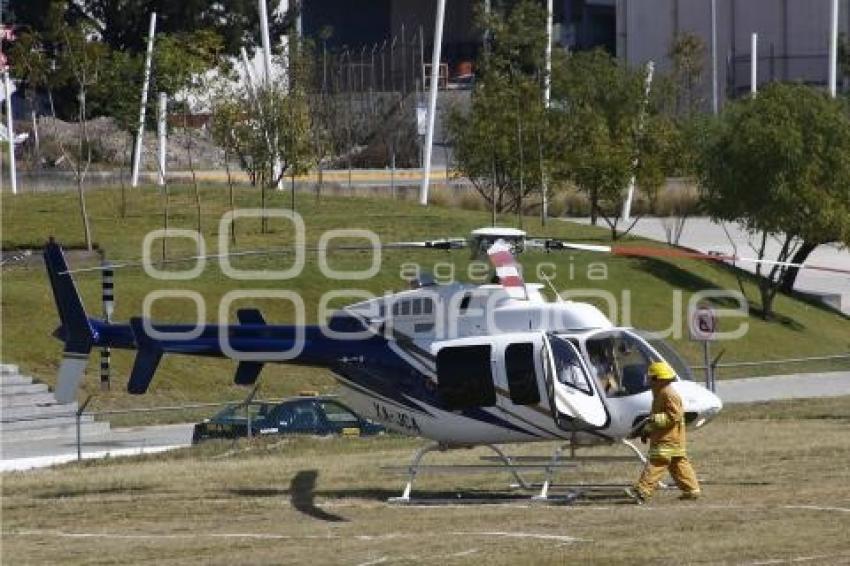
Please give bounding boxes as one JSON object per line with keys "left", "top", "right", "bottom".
{"left": 617, "top": 0, "right": 850, "bottom": 109}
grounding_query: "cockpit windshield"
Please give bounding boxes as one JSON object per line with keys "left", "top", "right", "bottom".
{"left": 582, "top": 329, "right": 675, "bottom": 397}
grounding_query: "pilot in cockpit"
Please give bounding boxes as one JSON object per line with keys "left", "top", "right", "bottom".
{"left": 587, "top": 339, "right": 619, "bottom": 395}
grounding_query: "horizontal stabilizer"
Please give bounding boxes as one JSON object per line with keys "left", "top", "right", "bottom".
{"left": 234, "top": 362, "right": 264, "bottom": 386}
{"left": 127, "top": 317, "right": 163, "bottom": 395}
{"left": 237, "top": 308, "right": 266, "bottom": 325}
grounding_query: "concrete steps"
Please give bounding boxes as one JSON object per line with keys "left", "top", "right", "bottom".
{"left": 1, "top": 392, "right": 60, "bottom": 407}
{"left": 0, "top": 363, "right": 111, "bottom": 442}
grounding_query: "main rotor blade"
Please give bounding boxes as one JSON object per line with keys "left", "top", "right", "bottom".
{"left": 58, "top": 239, "right": 469, "bottom": 274}
{"left": 536, "top": 239, "right": 850, "bottom": 275}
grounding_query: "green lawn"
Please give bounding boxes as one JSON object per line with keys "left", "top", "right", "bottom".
{"left": 1, "top": 185, "right": 848, "bottom": 413}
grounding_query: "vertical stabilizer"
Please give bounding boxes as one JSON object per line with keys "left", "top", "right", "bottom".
{"left": 44, "top": 239, "right": 96, "bottom": 402}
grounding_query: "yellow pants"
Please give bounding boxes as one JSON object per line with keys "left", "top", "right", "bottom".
{"left": 635, "top": 455, "right": 700, "bottom": 499}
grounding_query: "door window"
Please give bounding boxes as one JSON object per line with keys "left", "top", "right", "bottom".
{"left": 549, "top": 336, "right": 592, "bottom": 395}
{"left": 290, "top": 404, "right": 321, "bottom": 430}
{"left": 319, "top": 401, "right": 361, "bottom": 427}
{"left": 504, "top": 343, "right": 541, "bottom": 405}
{"left": 437, "top": 345, "right": 496, "bottom": 409}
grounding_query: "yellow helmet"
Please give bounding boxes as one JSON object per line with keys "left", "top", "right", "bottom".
{"left": 648, "top": 361, "right": 676, "bottom": 381}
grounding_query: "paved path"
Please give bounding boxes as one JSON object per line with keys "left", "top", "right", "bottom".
{"left": 564, "top": 217, "right": 850, "bottom": 315}
{"left": 716, "top": 371, "right": 850, "bottom": 404}
{"left": 0, "top": 423, "right": 194, "bottom": 472}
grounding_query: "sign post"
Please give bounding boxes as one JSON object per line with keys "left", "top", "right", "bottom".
{"left": 690, "top": 304, "right": 718, "bottom": 392}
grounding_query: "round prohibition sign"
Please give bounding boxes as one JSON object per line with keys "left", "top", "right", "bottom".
{"left": 690, "top": 306, "right": 718, "bottom": 341}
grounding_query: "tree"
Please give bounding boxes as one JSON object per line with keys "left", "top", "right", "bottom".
{"left": 211, "top": 95, "right": 243, "bottom": 243}
{"left": 446, "top": 0, "right": 549, "bottom": 220}
{"left": 49, "top": 20, "right": 109, "bottom": 251}
{"left": 550, "top": 49, "right": 674, "bottom": 239}
{"left": 668, "top": 32, "right": 706, "bottom": 117}
{"left": 154, "top": 30, "right": 227, "bottom": 233}
{"left": 698, "top": 83, "right": 850, "bottom": 319}
{"left": 227, "top": 48, "right": 313, "bottom": 232}
{"left": 13, "top": 0, "right": 282, "bottom": 57}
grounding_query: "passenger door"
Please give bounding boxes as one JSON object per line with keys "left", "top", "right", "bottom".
{"left": 543, "top": 334, "right": 608, "bottom": 429}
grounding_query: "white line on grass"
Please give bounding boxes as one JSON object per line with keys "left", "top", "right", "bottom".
{"left": 454, "top": 531, "right": 587, "bottom": 543}
{"left": 750, "top": 554, "right": 849, "bottom": 565}
{"left": 6, "top": 529, "right": 588, "bottom": 544}
{"left": 783, "top": 505, "right": 850, "bottom": 513}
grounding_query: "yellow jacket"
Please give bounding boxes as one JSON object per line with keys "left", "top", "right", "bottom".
{"left": 646, "top": 384, "right": 687, "bottom": 458}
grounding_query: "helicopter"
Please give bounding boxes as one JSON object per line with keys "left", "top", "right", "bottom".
{"left": 44, "top": 225, "right": 728, "bottom": 501}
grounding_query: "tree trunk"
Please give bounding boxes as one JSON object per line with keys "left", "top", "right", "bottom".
{"left": 316, "top": 161, "right": 323, "bottom": 203}
{"left": 162, "top": 181, "right": 170, "bottom": 261}
{"left": 779, "top": 240, "right": 818, "bottom": 293}
{"left": 225, "top": 146, "right": 236, "bottom": 244}
{"left": 590, "top": 189, "right": 599, "bottom": 226}
{"left": 759, "top": 281, "right": 776, "bottom": 320}
{"left": 184, "top": 113, "right": 202, "bottom": 234}
{"left": 77, "top": 88, "right": 93, "bottom": 251}
{"left": 119, "top": 134, "right": 129, "bottom": 218}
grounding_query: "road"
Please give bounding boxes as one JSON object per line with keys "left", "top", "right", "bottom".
{"left": 2, "top": 371, "right": 848, "bottom": 472}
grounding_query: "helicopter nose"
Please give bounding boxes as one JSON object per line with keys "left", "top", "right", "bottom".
{"left": 695, "top": 388, "right": 723, "bottom": 428}
{"left": 676, "top": 381, "right": 723, "bottom": 429}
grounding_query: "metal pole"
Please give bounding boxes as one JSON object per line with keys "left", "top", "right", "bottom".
{"left": 157, "top": 92, "right": 167, "bottom": 186}
{"left": 282, "top": 0, "right": 292, "bottom": 88}
{"left": 751, "top": 32, "right": 758, "bottom": 96}
{"left": 541, "top": 0, "right": 553, "bottom": 225}
{"left": 544, "top": 0, "right": 553, "bottom": 108}
{"left": 419, "top": 0, "right": 446, "bottom": 206}
{"left": 100, "top": 263, "right": 114, "bottom": 391}
{"left": 240, "top": 47, "right": 259, "bottom": 100}
{"left": 3, "top": 68, "right": 15, "bottom": 195}
{"left": 828, "top": 0, "right": 839, "bottom": 97}
{"left": 622, "top": 61, "right": 654, "bottom": 222}
{"left": 131, "top": 12, "right": 156, "bottom": 188}
{"left": 259, "top": 0, "right": 273, "bottom": 84}
{"left": 76, "top": 395, "right": 93, "bottom": 461}
{"left": 711, "top": 0, "right": 719, "bottom": 114}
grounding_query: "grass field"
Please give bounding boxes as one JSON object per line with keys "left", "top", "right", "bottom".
{"left": 2, "top": 396, "right": 849, "bottom": 565}
{"left": 1, "top": 185, "right": 849, "bottom": 415}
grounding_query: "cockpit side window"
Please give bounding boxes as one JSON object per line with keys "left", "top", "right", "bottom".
{"left": 549, "top": 337, "right": 592, "bottom": 395}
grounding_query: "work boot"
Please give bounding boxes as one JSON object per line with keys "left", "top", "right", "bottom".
{"left": 678, "top": 491, "right": 701, "bottom": 501}
{"left": 625, "top": 487, "right": 645, "bottom": 505}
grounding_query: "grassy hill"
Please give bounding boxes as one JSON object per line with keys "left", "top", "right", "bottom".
{"left": 2, "top": 185, "right": 848, "bottom": 413}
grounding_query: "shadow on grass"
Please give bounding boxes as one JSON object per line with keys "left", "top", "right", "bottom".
{"left": 35, "top": 485, "right": 151, "bottom": 499}
{"left": 229, "top": 471, "right": 348, "bottom": 522}
{"left": 634, "top": 257, "right": 808, "bottom": 331}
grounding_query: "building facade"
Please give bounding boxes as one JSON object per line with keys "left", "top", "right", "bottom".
{"left": 300, "top": 0, "right": 850, "bottom": 102}
{"left": 616, "top": 0, "right": 850, "bottom": 107}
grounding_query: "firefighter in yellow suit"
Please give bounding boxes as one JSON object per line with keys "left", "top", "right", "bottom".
{"left": 628, "top": 361, "right": 701, "bottom": 503}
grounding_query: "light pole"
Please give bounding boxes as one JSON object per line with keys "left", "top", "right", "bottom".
{"left": 419, "top": 0, "right": 446, "bottom": 206}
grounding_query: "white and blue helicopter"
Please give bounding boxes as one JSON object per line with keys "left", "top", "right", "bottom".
{"left": 44, "top": 227, "right": 724, "bottom": 501}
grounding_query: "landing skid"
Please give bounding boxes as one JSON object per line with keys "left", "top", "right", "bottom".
{"left": 384, "top": 439, "right": 648, "bottom": 504}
